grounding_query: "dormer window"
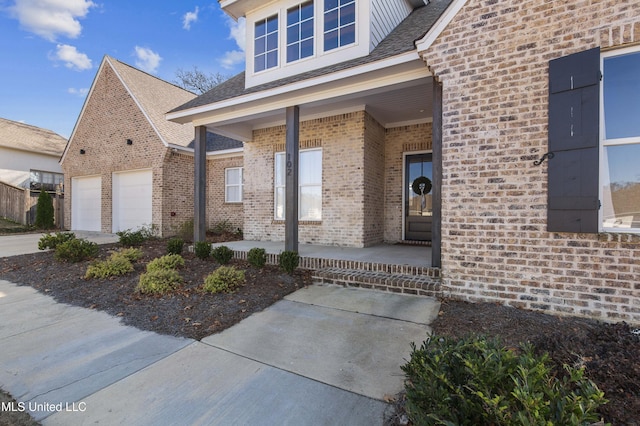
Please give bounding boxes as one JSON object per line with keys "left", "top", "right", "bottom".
{"left": 254, "top": 14, "right": 279, "bottom": 72}
{"left": 287, "top": 1, "right": 314, "bottom": 63}
{"left": 323, "top": 0, "right": 356, "bottom": 52}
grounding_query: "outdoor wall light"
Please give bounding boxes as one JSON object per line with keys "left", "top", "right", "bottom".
{"left": 80, "top": 149, "right": 86, "bottom": 154}
{"left": 126, "top": 139, "right": 133, "bottom": 145}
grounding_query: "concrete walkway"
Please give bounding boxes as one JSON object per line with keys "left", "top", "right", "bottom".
{"left": 0, "top": 279, "right": 439, "bottom": 425}
{"left": 0, "top": 232, "right": 119, "bottom": 257}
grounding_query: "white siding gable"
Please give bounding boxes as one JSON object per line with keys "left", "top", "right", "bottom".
{"left": 370, "top": 0, "right": 412, "bottom": 51}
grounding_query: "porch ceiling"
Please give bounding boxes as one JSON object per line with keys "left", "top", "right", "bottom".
{"left": 190, "top": 64, "right": 434, "bottom": 141}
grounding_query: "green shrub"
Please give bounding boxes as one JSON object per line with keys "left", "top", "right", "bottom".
{"left": 247, "top": 247, "right": 267, "bottom": 268}
{"left": 117, "top": 247, "right": 143, "bottom": 262}
{"left": 194, "top": 241, "right": 211, "bottom": 260}
{"left": 54, "top": 238, "right": 99, "bottom": 262}
{"left": 166, "top": 238, "right": 184, "bottom": 255}
{"left": 85, "top": 254, "right": 133, "bottom": 279}
{"left": 137, "top": 269, "right": 182, "bottom": 294}
{"left": 401, "top": 335, "right": 607, "bottom": 426}
{"left": 35, "top": 190, "right": 55, "bottom": 229}
{"left": 203, "top": 265, "right": 245, "bottom": 294}
{"left": 38, "top": 232, "right": 75, "bottom": 250}
{"left": 146, "top": 254, "right": 185, "bottom": 272}
{"left": 279, "top": 250, "right": 299, "bottom": 274}
{"left": 116, "top": 229, "right": 145, "bottom": 247}
{"left": 84, "top": 248, "right": 142, "bottom": 279}
{"left": 211, "top": 245, "right": 234, "bottom": 264}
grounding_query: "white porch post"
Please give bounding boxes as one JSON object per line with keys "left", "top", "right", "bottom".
{"left": 194, "top": 125, "right": 207, "bottom": 242}
{"left": 285, "top": 106, "right": 299, "bottom": 252}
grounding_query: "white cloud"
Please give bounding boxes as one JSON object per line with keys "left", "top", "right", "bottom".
{"left": 68, "top": 87, "right": 89, "bottom": 97}
{"left": 182, "top": 6, "right": 198, "bottom": 30}
{"left": 220, "top": 16, "right": 245, "bottom": 69}
{"left": 134, "top": 46, "right": 162, "bottom": 74}
{"left": 10, "top": 0, "right": 95, "bottom": 41}
{"left": 54, "top": 44, "right": 92, "bottom": 70}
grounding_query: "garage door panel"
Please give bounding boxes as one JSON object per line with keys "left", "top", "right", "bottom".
{"left": 72, "top": 176, "right": 101, "bottom": 232}
{"left": 113, "top": 170, "right": 152, "bottom": 233}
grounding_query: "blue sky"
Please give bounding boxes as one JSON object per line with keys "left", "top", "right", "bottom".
{"left": 0, "top": 0, "right": 246, "bottom": 138}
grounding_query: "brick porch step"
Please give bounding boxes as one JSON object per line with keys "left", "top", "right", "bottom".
{"left": 312, "top": 267, "right": 441, "bottom": 297}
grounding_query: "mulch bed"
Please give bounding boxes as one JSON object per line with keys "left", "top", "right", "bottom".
{"left": 1, "top": 237, "right": 638, "bottom": 424}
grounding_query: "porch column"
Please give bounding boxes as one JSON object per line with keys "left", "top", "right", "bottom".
{"left": 194, "top": 125, "right": 207, "bottom": 242}
{"left": 285, "top": 106, "right": 299, "bottom": 252}
{"left": 431, "top": 80, "right": 443, "bottom": 268}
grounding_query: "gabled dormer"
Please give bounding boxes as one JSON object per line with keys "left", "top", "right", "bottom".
{"left": 220, "top": 0, "right": 428, "bottom": 88}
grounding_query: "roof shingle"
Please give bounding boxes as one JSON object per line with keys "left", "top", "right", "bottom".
{"left": 0, "top": 117, "right": 67, "bottom": 156}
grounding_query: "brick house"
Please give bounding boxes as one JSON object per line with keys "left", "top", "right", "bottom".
{"left": 61, "top": 56, "right": 243, "bottom": 237}
{"left": 168, "top": 0, "right": 640, "bottom": 324}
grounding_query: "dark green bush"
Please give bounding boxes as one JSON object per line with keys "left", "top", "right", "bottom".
{"left": 166, "top": 238, "right": 184, "bottom": 255}
{"left": 247, "top": 247, "right": 267, "bottom": 268}
{"left": 137, "top": 269, "right": 182, "bottom": 294}
{"left": 38, "top": 232, "right": 75, "bottom": 250}
{"left": 34, "top": 190, "right": 55, "bottom": 229}
{"left": 194, "top": 241, "right": 211, "bottom": 260}
{"left": 279, "top": 250, "right": 299, "bottom": 274}
{"left": 116, "top": 229, "right": 145, "bottom": 247}
{"left": 401, "top": 334, "right": 607, "bottom": 426}
{"left": 203, "top": 265, "right": 245, "bottom": 294}
{"left": 54, "top": 238, "right": 99, "bottom": 262}
{"left": 211, "top": 245, "right": 234, "bottom": 264}
{"left": 146, "top": 254, "right": 185, "bottom": 272}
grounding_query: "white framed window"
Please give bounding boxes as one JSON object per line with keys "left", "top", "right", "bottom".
{"left": 225, "top": 167, "right": 243, "bottom": 203}
{"left": 254, "top": 14, "right": 279, "bottom": 73}
{"left": 323, "top": 0, "right": 355, "bottom": 52}
{"left": 601, "top": 46, "right": 640, "bottom": 233}
{"left": 287, "top": 1, "right": 314, "bottom": 63}
{"left": 275, "top": 148, "right": 322, "bottom": 220}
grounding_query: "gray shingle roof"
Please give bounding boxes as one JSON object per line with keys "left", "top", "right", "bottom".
{"left": 170, "top": 1, "right": 453, "bottom": 113}
{"left": 187, "top": 132, "right": 244, "bottom": 151}
{"left": 0, "top": 117, "right": 67, "bottom": 156}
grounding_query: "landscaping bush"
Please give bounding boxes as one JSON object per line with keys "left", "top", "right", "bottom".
{"left": 146, "top": 254, "right": 184, "bottom": 272}
{"left": 211, "top": 219, "right": 232, "bottom": 235}
{"left": 84, "top": 248, "right": 143, "bottom": 279}
{"left": 38, "top": 232, "right": 75, "bottom": 250}
{"left": 211, "top": 245, "right": 234, "bottom": 264}
{"left": 116, "top": 229, "right": 145, "bottom": 247}
{"left": 54, "top": 238, "right": 99, "bottom": 263}
{"left": 203, "top": 265, "right": 245, "bottom": 294}
{"left": 34, "top": 190, "right": 55, "bottom": 229}
{"left": 166, "top": 238, "right": 184, "bottom": 255}
{"left": 401, "top": 334, "right": 607, "bottom": 426}
{"left": 85, "top": 253, "right": 133, "bottom": 279}
{"left": 279, "top": 250, "right": 299, "bottom": 274}
{"left": 247, "top": 247, "right": 267, "bottom": 268}
{"left": 175, "top": 219, "right": 193, "bottom": 241}
{"left": 194, "top": 241, "right": 211, "bottom": 260}
{"left": 137, "top": 269, "right": 182, "bottom": 294}
{"left": 117, "top": 247, "right": 143, "bottom": 262}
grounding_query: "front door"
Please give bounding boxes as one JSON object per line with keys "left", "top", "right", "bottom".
{"left": 405, "top": 153, "right": 433, "bottom": 241}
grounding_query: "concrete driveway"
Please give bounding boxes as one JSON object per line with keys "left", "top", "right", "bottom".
{"left": 0, "top": 232, "right": 119, "bottom": 257}
{"left": 0, "top": 278, "right": 439, "bottom": 425}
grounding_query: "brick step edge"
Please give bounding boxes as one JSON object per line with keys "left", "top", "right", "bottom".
{"left": 312, "top": 268, "right": 442, "bottom": 297}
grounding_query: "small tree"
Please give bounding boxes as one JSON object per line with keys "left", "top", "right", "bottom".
{"left": 174, "top": 66, "right": 229, "bottom": 94}
{"left": 35, "top": 190, "right": 55, "bottom": 229}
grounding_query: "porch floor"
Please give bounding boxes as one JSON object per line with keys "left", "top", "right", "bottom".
{"left": 211, "top": 240, "right": 432, "bottom": 268}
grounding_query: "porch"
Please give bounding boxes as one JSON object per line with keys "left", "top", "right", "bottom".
{"left": 211, "top": 240, "right": 441, "bottom": 297}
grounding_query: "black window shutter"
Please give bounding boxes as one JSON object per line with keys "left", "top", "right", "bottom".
{"left": 547, "top": 48, "right": 601, "bottom": 233}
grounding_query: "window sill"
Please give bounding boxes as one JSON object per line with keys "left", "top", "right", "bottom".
{"left": 273, "top": 220, "right": 322, "bottom": 225}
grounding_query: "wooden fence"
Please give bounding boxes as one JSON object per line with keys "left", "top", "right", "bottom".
{"left": 1, "top": 181, "right": 64, "bottom": 227}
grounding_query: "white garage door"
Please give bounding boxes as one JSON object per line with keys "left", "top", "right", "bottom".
{"left": 72, "top": 176, "right": 102, "bottom": 232}
{"left": 112, "top": 169, "right": 152, "bottom": 233}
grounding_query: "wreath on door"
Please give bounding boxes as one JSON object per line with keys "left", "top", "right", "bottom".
{"left": 412, "top": 176, "right": 432, "bottom": 195}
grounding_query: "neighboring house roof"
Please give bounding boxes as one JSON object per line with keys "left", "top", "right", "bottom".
{"left": 61, "top": 56, "right": 242, "bottom": 161}
{"left": 0, "top": 117, "right": 67, "bottom": 157}
{"left": 170, "top": 1, "right": 453, "bottom": 113}
{"left": 0, "top": 169, "right": 30, "bottom": 188}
